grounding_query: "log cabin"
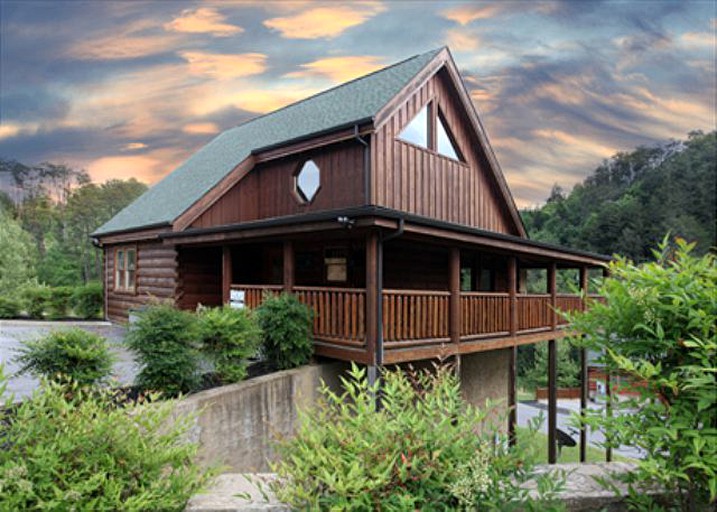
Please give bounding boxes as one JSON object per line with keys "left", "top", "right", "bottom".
{"left": 93, "top": 47, "right": 609, "bottom": 458}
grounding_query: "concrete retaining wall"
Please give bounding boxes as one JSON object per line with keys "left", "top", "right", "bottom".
{"left": 173, "top": 362, "right": 348, "bottom": 473}
{"left": 460, "top": 348, "right": 510, "bottom": 427}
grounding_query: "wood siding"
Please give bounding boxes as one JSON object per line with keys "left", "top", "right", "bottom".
{"left": 371, "top": 68, "right": 519, "bottom": 235}
{"left": 106, "top": 242, "right": 177, "bottom": 322}
{"left": 177, "top": 246, "right": 223, "bottom": 310}
{"left": 191, "top": 142, "right": 365, "bottom": 228}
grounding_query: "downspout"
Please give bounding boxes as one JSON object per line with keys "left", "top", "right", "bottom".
{"left": 376, "top": 217, "right": 404, "bottom": 367}
{"left": 353, "top": 124, "right": 370, "bottom": 205}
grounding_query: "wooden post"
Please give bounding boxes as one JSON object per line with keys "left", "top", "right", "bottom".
{"left": 449, "top": 247, "right": 461, "bottom": 347}
{"left": 548, "top": 338, "right": 558, "bottom": 464}
{"left": 579, "top": 266, "right": 589, "bottom": 463}
{"left": 606, "top": 371, "right": 613, "bottom": 462}
{"left": 507, "top": 256, "right": 518, "bottom": 446}
{"left": 548, "top": 263, "right": 557, "bottom": 330}
{"left": 283, "top": 240, "right": 294, "bottom": 293}
{"left": 222, "top": 246, "right": 232, "bottom": 304}
{"left": 366, "top": 231, "right": 380, "bottom": 379}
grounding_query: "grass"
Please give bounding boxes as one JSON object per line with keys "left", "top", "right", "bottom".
{"left": 517, "top": 427, "right": 633, "bottom": 464}
{"left": 517, "top": 387, "right": 534, "bottom": 402}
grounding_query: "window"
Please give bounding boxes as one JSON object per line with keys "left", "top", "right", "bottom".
{"left": 295, "top": 160, "right": 321, "bottom": 203}
{"left": 324, "top": 247, "right": 348, "bottom": 283}
{"left": 398, "top": 105, "right": 429, "bottom": 148}
{"left": 115, "top": 247, "right": 136, "bottom": 292}
{"left": 436, "top": 110, "right": 462, "bottom": 160}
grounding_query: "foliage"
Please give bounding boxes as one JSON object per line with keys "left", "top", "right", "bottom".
{"left": 0, "top": 210, "right": 36, "bottom": 298}
{"left": 522, "top": 131, "right": 716, "bottom": 260}
{"left": 0, "top": 296, "right": 21, "bottom": 319}
{"left": 273, "top": 363, "right": 566, "bottom": 511}
{"left": 256, "top": 293, "right": 313, "bottom": 370}
{"left": 126, "top": 304, "right": 201, "bottom": 396}
{"left": 197, "top": 305, "right": 262, "bottom": 384}
{"left": 71, "top": 281, "right": 104, "bottom": 319}
{"left": 0, "top": 369, "right": 212, "bottom": 511}
{"left": 13, "top": 328, "right": 114, "bottom": 386}
{"left": 521, "top": 340, "right": 580, "bottom": 390}
{"left": 21, "top": 283, "right": 51, "bottom": 319}
{"left": 568, "top": 239, "right": 717, "bottom": 509}
{"left": 45, "top": 285, "right": 73, "bottom": 319}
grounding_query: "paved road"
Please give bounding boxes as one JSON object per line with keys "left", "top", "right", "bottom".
{"left": 0, "top": 320, "right": 136, "bottom": 401}
{"left": 518, "top": 399, "right": 643, "bottom": 459}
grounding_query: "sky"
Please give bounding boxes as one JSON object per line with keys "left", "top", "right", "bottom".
{"left": 0, "top": 0, "right": 714, "bottom": 207}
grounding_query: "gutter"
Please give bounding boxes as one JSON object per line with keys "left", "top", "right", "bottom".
{"left": 353, "top": 124, "right": 370, "bottom": 206}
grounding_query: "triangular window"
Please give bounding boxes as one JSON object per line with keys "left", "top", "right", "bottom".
{"left": 398, "top": 105, "right": 428, "bottom": 148}
{"left": 436, "top": 111, "right": 462, "bottom": 161}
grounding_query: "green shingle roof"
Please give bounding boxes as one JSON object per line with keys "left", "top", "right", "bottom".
{"left": 94, "top": 48, "right": 442, "bottom": 236}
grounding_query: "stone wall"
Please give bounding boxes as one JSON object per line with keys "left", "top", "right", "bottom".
{"left": 173, "top": 362, "right": 348, "bottom": 473}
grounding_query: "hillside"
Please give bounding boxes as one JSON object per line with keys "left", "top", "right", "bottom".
{"left": 521, "top": 131, "right": 716, "bottom": 261}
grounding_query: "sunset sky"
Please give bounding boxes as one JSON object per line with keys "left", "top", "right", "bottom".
{"left": 0, "top": 0, "right": 714, "bottom": 207}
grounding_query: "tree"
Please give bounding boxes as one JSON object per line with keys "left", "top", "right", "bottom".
{"left": 0, "top": 210, "right": 36, "bottom": 297}
{"left": 569, "top": 239, "right": 716, "bottom": 509}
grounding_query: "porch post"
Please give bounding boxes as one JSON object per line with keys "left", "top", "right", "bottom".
{"left": 366, "top": 230, "right": 380, "bottom": 385}
{"left": 222, "top": 246, "right": 232, "bottom": 304}
{"left": 603, "top": 266, "right": 613, "bottom": 463}
{"left": 507, "top": 256, "right": 518, "bottom": 446}
{"left": 283, "top": 240, "right": 294, "bottom": 293}
{"left": 579, "top": 266, "right": 589, "bottom": 463}
{"left": 547, "top": 263, "right": 558, "bottom": 464}
{"left": 449, "top": 247, "right": 461, "bottom": 369}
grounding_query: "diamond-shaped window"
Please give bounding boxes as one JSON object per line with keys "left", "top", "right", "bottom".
{"left": 295, "top": 160, "right": 320, "bottom": 203}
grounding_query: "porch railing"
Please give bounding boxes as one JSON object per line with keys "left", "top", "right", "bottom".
{"left": 231, "top": 284, "right": 590, "bottom": 348}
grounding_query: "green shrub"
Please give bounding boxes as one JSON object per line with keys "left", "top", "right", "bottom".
{"left": 273, "top": 363, "right": 565, "bottom": 511}
{"left": 13, "top": 328, "right": 114, "bottom": 386}
{"left": 23, "top": 284, "right": 51, "bottom": 319}
{"left": 198, "top": 305, "right": 261, "bottom": 384}
{"left": 126, "top": 304, "right": 201, "bottom": 396}
{"left": 72, "top": 281, "right": 104, "bottom": 319}
{"left": 0, "top": 369, "right": 212, "bottom": 511}
{"left": 46, "top": 285, "right": 73, "bottom": 319}
{"left": 256, "top": 293, "right": 313, "bottom": 370}
{"left": 0, "top": 296, "right": 21, "bottom": 318}
{"left": 569, "top": 238, "right": 717, "bottom": 509}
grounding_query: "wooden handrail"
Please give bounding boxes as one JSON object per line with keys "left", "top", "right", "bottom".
{"left": 383, "top": 288, "right": 451, "bottom": 297}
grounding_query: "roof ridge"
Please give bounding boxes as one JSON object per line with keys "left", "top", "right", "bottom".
{"left": 230, "top": 48, "right": 443, "bottom": 131}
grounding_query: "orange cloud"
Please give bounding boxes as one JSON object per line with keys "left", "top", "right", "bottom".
{"left": 285, "top": 56, "right": 385, "bottom": 82}
{"left": 164, "top": 7, "right": 243, "bottom": 36}
{"left": 264, "top": 3, "right": 386, "bottom": 39}
{"left": 86, "top": 147, "right": 187, "bottom": 185}
{"left": 680, "top": 31, "right": 715, "bottom": 48}
{"left": 0, "top": 124, "right": 21, "bottom": 140}
{"left": 445, "top": 28, "right": 480, "bottom": 52}
{"left": 182, "top": 122, "right": 220, "bottom": 135}
{"left": 67, "top": 20, "right": 179, "bottom": 60}
{"left": 179, "top": 51, "right": 267, "bottom": 79}
{"left": 441, "top": 4, "right": 504, "bottom": 25}
{"left": 532, "top": 129, "right": 616, "bottom": 158}
{"left": 192, "top": 85, "right": 320, "bottom": 115}
{"left": 122, "top": 142, "right": 148, "bottom": 151}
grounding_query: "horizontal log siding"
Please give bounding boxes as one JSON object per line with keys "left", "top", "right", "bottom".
{"left": 372, "top": 68, "right": 518, "bottom": 235}
{"left": 191, "top": 142, "right": 364, "bottom": 229}
{"left": 106, "top": 242, "right": 177, "bottom": 322}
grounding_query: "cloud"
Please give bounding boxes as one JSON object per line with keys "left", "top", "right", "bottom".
{"left": 680, "top": 31, "right": 715, "bottom": 48}
{"left": 182, "top": 122, "right": 220, "bottom": 135}
{"left": 179, "top": 51, "right": 267, "bottom": 79}
{"left": 192, "top": 85, "right": 320, "bottom": 115}
{"left": 164, "top": 7, "right": 243, "bottom": 37}
{"left": 441, "top": 4, "right": 504, "bottom": 25}
{"left": 122, "top": 142, "right": 148, "bottom": 151}
{"left": 285, "top": 55, "right": 385, "bottom": 82}
{"left": 0, "top": 123, "right": 39, "bottom": 140}
{"left": 263, "top": 3, "right": 386, "bottom": 39}
{"left": 445, "top": 28, "right": 480, "bottom": 52}
{"left": 66, "top": 20, "right": 179, "bottom": 60}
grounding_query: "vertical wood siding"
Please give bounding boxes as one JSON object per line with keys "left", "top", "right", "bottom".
{"left": 176, "top": 246, "right": 223, "bottom": 310}
{"left": 371, "top": 68, "right": 519, "bottom": 235}
{"left": 191, "top": 142, "right": 365, "bottom": 228}
{"left": 106, "top": 242, "right": 177, "bottom": 322}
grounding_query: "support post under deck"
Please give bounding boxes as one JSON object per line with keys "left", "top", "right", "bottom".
{"left": 579, "top": 266, "right": 589, "bottom": 463}
{"left": 507, "top": 256, "right": 518, "bottom": 446}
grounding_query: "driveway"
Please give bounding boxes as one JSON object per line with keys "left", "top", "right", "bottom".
{"left": 0, "top": 320, "right": 136, "bottom": 401}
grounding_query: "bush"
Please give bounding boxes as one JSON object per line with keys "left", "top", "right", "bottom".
{"left": 0, "top": 296, "right": 21, "bottom": 318}
{"left": 256, "top": 293, "right": 313, "bottom": 370}
{"left": 569, "top": 238, "right": 717, "bottom": 509}
{"left": 197, "top": 305, "right": 261, "bottom": 384}
{"left": 126, "top": 304, "right": 201, "bottom": 396}
{"left": 72, "top": 281, "right": 104, "bottom": 319}
{"left": 13, "top": 328, "right": 114, "bottom": 386}
{"left": 22, "top": 284, "right": 51, "bottom": 319}
{"left": 0, "top": 370, "right": 212, "bottom": 511}
{"left": 46, "top": 285, "right": 73, "bottom": 319}
{"left": 273, "top": 363, "right": 565, "bottom": 511}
